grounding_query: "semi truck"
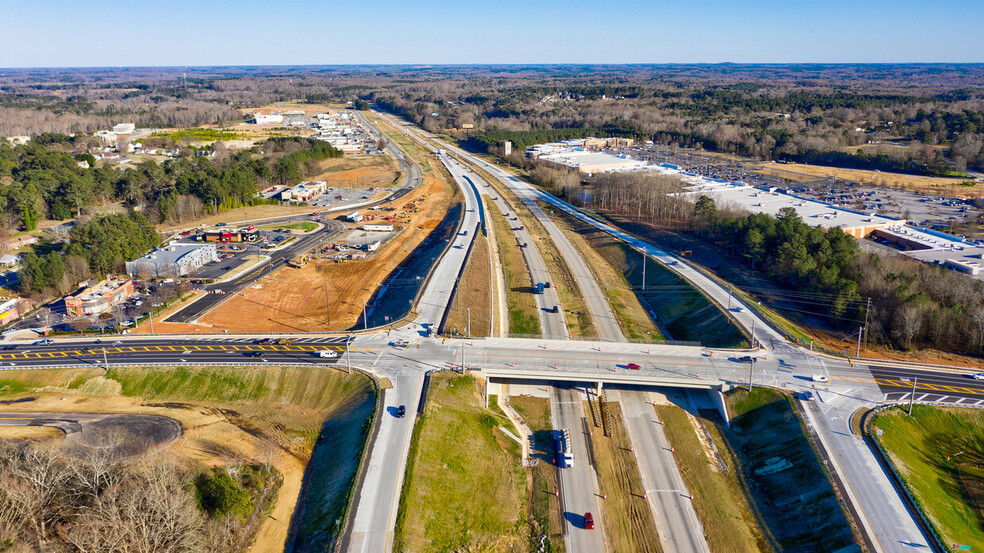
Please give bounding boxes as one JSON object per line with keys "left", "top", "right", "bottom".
{"left": 554, "top": 429, "right": 574, "bottom": 468}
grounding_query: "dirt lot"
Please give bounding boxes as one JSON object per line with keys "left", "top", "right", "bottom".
{"left": 756, "top": 161, "right": 976, "bottom": 194}
{"left": 308, "top": 155, "right": 401, "bottom": 188}
{"left": 0, "top": 365, "right": 373, "bottom": 553}
{"left": 147, "top": 171, "right": 455, "bottom": 334}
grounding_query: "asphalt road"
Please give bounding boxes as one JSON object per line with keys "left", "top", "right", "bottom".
{"left": 550, "top": 385, "right": 605, "bottom": 553}
{"left": 869, "top": 364, "right": 984, "bottom": 403}
{"left": 487, "top": 171, "right": 624, "bottom": 342}
{"left": 0, "top": 412, "right": 181, "bottom": 459}
{"left": 617, "top": 389, "right": 710, "bottom": 553}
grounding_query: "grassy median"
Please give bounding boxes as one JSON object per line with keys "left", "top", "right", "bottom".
{"left": 394, "top": 373, "right": 527, "bottom": 552}
{"left": 444, "top": 231, "right": 493, "bottom": 337}
{"left": 871, "top": 405, "right": 984, "bottom": 551}
{"left": 654, "top": 402, "right": 770, "bottom": 553}
{"left": 586, "top": 400, "right": 662, "bottom": 552}
{"left": 488, "top": 201, "right": 541, "bottom": 336}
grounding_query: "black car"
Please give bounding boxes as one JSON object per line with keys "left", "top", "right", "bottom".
{"left": 246, "top": 351, "right": 265, "bottom": 357}
{"left": 737, "top": 355, "right": 756, "bottom": 363}
{"left": 3, "top": 345, "right": 17, "bottom": 350}
{"left": 396, "top": 405, "right": 406, "bottom": 418}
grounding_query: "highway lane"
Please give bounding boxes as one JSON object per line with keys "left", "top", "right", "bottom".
{"left": 550, "top": 385, "right": 605, "bottom": 553}
{"left": 484, "top": 166, "right": 624, "bottom": 342}
{"left": 868, "top": 364, "right": 984, "bottom": 401}
{"left": 618, "top": 389, "right": 710, "bottom": 553}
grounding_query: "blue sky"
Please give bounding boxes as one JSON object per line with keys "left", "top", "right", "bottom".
{"left": 1, "top": 0, "right": 981, "bottom": 67}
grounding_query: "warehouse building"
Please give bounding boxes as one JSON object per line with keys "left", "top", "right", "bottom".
{"left": 125, "top": 244, "right": 218, "bottom": 277}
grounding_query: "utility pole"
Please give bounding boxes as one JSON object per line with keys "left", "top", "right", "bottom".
{"left": 642, "top": 250, "right": 646, "bottom": 291}
{"left": 863, "top": 297, "right": 871, "bottom": 349}
{"left": 856, "top": 326, "right": 863, "bottom": 358}
{"left": 908, "top": 377, "right": 917, "bottom": 415}
{"left": 467, "top": 307, "right": 471, "bottom": 338}
{"left": 728, "top": 287, "right": 732, "bottom": 311}
{"left": 346, "top": 335, "right": 351, "bottom": 375}
{"left": 148, "top": 309, "right": 154, "bottom": 335}
{"left": 363, "top": 298, "right": 368, "bottom": 331}
{"left": 748, "top": 357, "right": 754, "bottom": 392}
{"left": 751, "top": 318, "right": 756, "bottom": 349}
{"left": 102, "top": 348, "right": 109, "bottom": 371}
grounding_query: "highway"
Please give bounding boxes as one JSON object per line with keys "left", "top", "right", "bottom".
{"left": 550, "top": 385, "right": 605, "bottom": 552}
{"left": 617, "top": 389, "right": 710, "bottom": 553}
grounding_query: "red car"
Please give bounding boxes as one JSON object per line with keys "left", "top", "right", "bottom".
{"left": 584, "top": 512, "right": 594, "bottom": 530}
{"left": 627, "top": 363, "right": 641, "bottom": 370}
{"left": 311, "top": 212, "right": 319, "bottom": 216}
{"left": 180, "top": 231, "right": 192, "bottom": 236}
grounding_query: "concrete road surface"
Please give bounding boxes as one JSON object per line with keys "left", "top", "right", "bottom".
{"left": 550, "top": 385, "right": 605, "bottom": 552}
{"left": 617, "top": 390, "right": 710, "bottom": 553}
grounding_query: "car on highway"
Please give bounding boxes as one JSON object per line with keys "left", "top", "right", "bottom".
{"left": 311, "top": 212, "right": 319, "bottom": 216}
{"left": 627, "top": 363, "right": 641, "bottom": 370}
{"left": 3, "top": 345, "right": 17, "bottom": 350}
{"left": 396, "top": 405, "right": 406, "bottom": 418}
{"left": 584, "top": 512, "right": 594, "bottom": 530}
{"left": 812, "top": 374, "right": 830, "bottom": 383}
{"left": 255, "top": 338, "right": 274, "bottom": 345}
{"left": 34, "top": 339, "right": 54, "bottom": 346}
{"left": 736, "top": 355, "right": 755, "bottom": 363}
{"left": 968, "top": 372, "right": 984, "bottom": 380}
{"left": 316, "top": 350, "right": 338, "bottom": 358}
{"left": 246, "top": 351, "right": 265, "bottom": 358}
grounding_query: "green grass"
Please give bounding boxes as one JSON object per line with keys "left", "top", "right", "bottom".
{"left": 153, "top": 128, "right": 245, "bottom": 142}
{"left": 724, "top": 388, "right": 859, "bottom": 552}
{"left": 655, "top": 403, "right": 770, "bottom": 553}
{"left": 394, "top": 373, "right": 527, "bottom": 552}
{"left": 871, "top": 405, "right": 984, "bottom": 550}
{"left": 0, "top": 368, "right": 102, "bottom": 396}
{"left": 488, "top": 202, "right": 541, "bottom": 337}
{"left": 259, "top": 221, "right": 318, "bottom": 233}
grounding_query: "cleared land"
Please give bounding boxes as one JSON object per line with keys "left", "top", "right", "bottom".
{"left": 394, "top": 373, "right": 527, "bottom": 552}
{"left": 550, "top": 206, "right": 662, "bottom": 341}
{"left": 756, "top": 161, "right": 975, "bottom": 195}
{"left": 488, "top": 202, "right": 541, "bottom": 336}
{"left": 149, "top": 171, "right": 456, "bottom": 333}
{"left": 444, "top": 231, "right": 492, "bottom": 337}
{"left": 0, "top": 365, "right": 374, "bottom": 553}
{"left": 510, "top": 395, "right": 566, "bottom": 552}
{"left": 308, "top": 155, "right": 401, "bottom": 188}
{"left": 563, "top": 214, "right": 745, "bottom": 347}
{"left": 654, "top": 399, "right": 769, "bottom": 552}
{"left": 871, "top": 405, "right": 984, "bottom": 550}
{"left": 724, "top": 388, "right": 859, "bottom": 552}
{"left": 586, "top": 400, "right": 661, "bottom": 552}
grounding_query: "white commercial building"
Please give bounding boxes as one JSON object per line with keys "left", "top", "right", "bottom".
{"left": 125, "top": 244, "right": 219, "bottom": 277}
{"left": 112, "top": 123, "right": 136, "bottom": 134}
{"left": 253, "top": 113, "right": 284, "bottom": 125}
{"left": 279, "top": 181, "right": 326, "bottom": 202}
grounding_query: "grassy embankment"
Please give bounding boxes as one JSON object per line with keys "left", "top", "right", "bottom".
{"left": 654, "top": 401, "right": 770, "bottom": 552}
{"left": 547, "top": 203, "right": 662, "bottom": 341}
{"left": 0, "top": 366, "right": 375, "bottom": 553}
{"left": 724, "top": 388, "right": 859, "bottom": 552}
{"left": 587, "top": 400, "right": 662, "bottom": 552}
{"left": 487, "top": 201, "right": 541, "bottom": 336}
{"left": 555, "top": 210, "right": 746, "bottom": 347}
{"left": 259, "top": 221, "right": 319, "bottom": 233}
{"left": 486, "top": 178, "right": 594, "bottom": 338}
{"left": 510, "top": 395, "right": 566, "bottom": 553}
{"left": 871, "top": 405, "right": 984, "bottom": 550}
{"left": 394, "top": 373, "right": 527, "bottom": 552}
{"left": 444, "top": 228, "right": 493, "bottom": 337}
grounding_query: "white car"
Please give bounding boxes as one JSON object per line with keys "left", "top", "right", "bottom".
{"left": 317, "top": 350, "right": 339, "bottom": 358}
{"left": 970, "top": 373, "right": 984, "bottom": 381}
{"left": 811, "top": 374, "right": 830, "bottom": 383}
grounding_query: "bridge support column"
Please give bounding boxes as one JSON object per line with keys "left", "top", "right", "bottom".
{"left": 711, "top": 389, "right": 731, "bottom": 426}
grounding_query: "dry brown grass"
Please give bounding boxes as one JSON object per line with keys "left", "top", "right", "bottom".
{"left": 756, "top": 161, "right": 977, "bottom": 195}
{"left": 308, "top": 155, "right": 401, "bottom": 188}
{"left": 586, "top": 401, "right": 661, "bottom": 552}
{"left": 0, "top": 426, "right": 64, "bottom": 441}
{"left": 445, "top": 232, "right": 492, "bottom": 337}
{"left": 159, "top": 205, "right": 317, "bottom": 233}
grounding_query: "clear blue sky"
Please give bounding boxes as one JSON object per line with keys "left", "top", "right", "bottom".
{"left": 2, "top": 0, "right": 981, "bottom": 67}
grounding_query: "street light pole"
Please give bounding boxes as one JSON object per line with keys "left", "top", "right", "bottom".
{"left": 642, "top": 250, "right": 646, "bottom": 291}
{"left": 363, "top": 298, "right": 368, "bottom": 331}
{"left": 467, "top": 307, "right": 471, "bottom": 338}
{"left": 856, "top": 326, "right": 863, "bottom": 358}
{"left": 908, "top": 377, "right": 917, "bottom": 416}
{"left": 748, "top": 358, "right": 754, "bottom": 392}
